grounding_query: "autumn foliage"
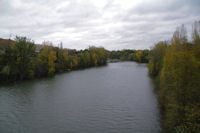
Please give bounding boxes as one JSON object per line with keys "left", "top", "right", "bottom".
{"left": 0, "top": 37, "right": 108, "bottom": 81}
{"left": 148, "top": 21, "right": 200, "bottom": 132}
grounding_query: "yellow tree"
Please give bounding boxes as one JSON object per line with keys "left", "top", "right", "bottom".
{"left": 92, "top": 53, "right": 97, "bottom": 66}
{"left": 38, "top": 45, "right": 50, "bottom": 64}
{"left": 37, "top": 45, "right": 56, "bottom": 76}
{"left": 136, "top": 50, "right": 142, "bottom": 62}
{"left": 85, "top": 52, "right": 91, "bottom": 67}
{"left": 72, "top": 56, "right": 78, "bottom": 68}
{"left": 48, "top": 51, "right": 56, "bottom": 76}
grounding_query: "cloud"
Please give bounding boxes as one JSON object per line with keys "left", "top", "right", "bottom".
{"left": 0, "top": 0, "right": 199, "bottom": 50}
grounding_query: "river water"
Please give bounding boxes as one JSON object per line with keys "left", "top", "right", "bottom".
{"left": 0, "top": 62, "right": 161, "bottom": 133}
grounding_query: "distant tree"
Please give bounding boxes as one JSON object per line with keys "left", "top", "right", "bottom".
{"left": 136, "top": 50, "right": 142, "bottom": 62}
{"left": 140, "top": 50, "right": 149, "bottom": 63}
{"left": 48, "top": 51, "right": 56, "bottom": 76}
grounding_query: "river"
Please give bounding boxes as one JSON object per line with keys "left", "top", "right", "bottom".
{"left": 0, "top": 62, "right": 161, "bottom": 133}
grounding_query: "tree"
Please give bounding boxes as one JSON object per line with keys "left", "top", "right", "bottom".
{"left": 192, "top": 21, "right": 200, "bottom": 59}
{"left": 48, "top": 51, "right": 56, "bottom": 76}
{"left": 136, "top": 50, "right": 142, "bottom": 62}
{"left": 27, "top": 59, "right": 36, "bottom": 79}
{"left": 37, "top": 45, "right": 57, "bottom": 76}
{"left": 160, "top": 44, "right": 200, "bottom": 131}
{"left": 148, "top": 22, "right": 200, "bottom": 132}
{"left": 37, "top": 45, "right": 50, "bottom": 76}
{"left": 55, "top": 43, "right": 65, "bottom": 72}
{"left": 171, "top": 24, "right": 188, "bottom": 52}
{"left": 0, "top": 65, "right": 10, "bottom": 81}
{"left": 140, "top": 50, "right": 149, "bottom": 63}
{"left": 12, "top": 36, "right": 36, "bottom": 80}
{"left": 192, "top": 21, "right": 200, "bottom": 45}
{"left": 148, "top": 41, "right": 167, "bottom": 76}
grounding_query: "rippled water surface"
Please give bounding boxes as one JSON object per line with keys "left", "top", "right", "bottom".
{"left": 0, "top": 62, "right": 160, "bottom": 133}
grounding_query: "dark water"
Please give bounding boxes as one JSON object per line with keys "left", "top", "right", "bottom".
{"left": 0, "top": 62, "right": 161, "bottom": 133}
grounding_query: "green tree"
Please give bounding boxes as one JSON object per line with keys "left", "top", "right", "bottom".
{"left": 48, "top": 51, "right": 57, "bottom": 76}
{"left": 192, "top": 21, "right": 200, "bottom": 59}
{"left": 148, "top": 22, "right": 200, "bottom": 132}
{"left": 148, "top": 41, "right": 167, "bottom": 76}
{"left": 12, "top": 36, "right": 36, "bottom": 80}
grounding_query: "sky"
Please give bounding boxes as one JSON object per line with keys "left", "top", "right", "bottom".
{"left": 0, "top": 0, "right": 200, "bottom": 50}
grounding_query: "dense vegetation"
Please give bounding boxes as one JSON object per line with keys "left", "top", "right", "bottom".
{"left": 109, "top": 49, "right": 149, "bottom": 63}
{"left": 0, "top": 35, "right": 150, "bottom": 83}
{"left": 0, "top": 37, "right": 108, "bottom": 82}
{"left": 148, "top": 21, "right": 200, "bottom": 132}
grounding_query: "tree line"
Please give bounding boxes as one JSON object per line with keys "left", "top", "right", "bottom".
{"left": 0, "top": 37, "right": 108, "bottom": 82}
{"left": 148, "top": 21, "right": 200, "bottom": 132}
{"left": 0, "top": 36, "right": 150, "bottom": 83}
{"left": 109, "top": 49, "right": 149, "bottom": 63}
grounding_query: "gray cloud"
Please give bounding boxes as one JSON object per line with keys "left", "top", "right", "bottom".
{"left": 0, "top": 0, "right": 199, "bottom": 50}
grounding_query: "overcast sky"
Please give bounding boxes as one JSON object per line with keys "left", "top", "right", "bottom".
{"left": 0, "top": 0, "right": 200, "bottom": 50}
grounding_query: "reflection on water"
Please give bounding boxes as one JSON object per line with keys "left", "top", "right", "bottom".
{"left": 0, "top": 62, "right": 161, "bottom": 133}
